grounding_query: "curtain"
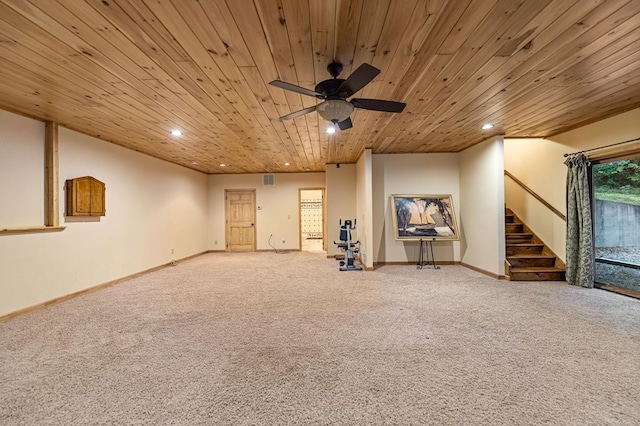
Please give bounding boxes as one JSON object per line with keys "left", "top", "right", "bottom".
{"left": 564, "top": 153, "right": 594, "bottom": 288}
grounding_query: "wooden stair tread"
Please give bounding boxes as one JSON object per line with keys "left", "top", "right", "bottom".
{"left": 505, "top": 207, "right": 565, "bottom": 282}
{"left": 509, "top": 267, "right": 564, "bottom": 272}
{"left": 507, "top": 254, "right": 555, "bottom": 259}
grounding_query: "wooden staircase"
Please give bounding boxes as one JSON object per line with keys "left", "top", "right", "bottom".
{"left": 505, "top": 208, "right": 566, "bottom": 281}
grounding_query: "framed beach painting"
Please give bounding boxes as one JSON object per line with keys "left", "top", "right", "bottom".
{"left": 391, "top": 194, "right": 459, "bottom": 241}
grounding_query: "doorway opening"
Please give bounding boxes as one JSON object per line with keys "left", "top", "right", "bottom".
{"left": 593, "top": 157, "right": 640, "bottom": 297}
{"left": 299, "top": 188, "right": 325, "bottom": 252}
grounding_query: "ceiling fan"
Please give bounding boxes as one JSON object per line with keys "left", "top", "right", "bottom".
{"left": 269, "top": 62, "right": 406, "bottom": 130}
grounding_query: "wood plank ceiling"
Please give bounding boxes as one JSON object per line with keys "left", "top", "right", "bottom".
{"left": 1, "top": 0, "right": 640, "bottom": 174}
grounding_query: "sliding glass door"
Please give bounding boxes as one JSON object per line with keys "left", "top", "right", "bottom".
{"left": 593, "top": 158, "right": 640, "bottom": 293}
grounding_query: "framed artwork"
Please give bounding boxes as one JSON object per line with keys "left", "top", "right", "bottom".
{"left": 391, "top": 194, "right": 459, "bottom": 241}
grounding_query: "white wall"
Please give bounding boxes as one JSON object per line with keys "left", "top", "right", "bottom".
{"left": 459, "top": 136, "right": 505, "bottom": 276}
{"left": 207, "top": 172, "right": 325, "bottom": 251}
{"left": 504, "top": 107, "right": 640, "bottom": 262}
{"left": 325, "top": 164, "right": 357, "bottom": 256}
{"left": 372, "top": 153, "right": 461, "bottom": 264}
{"left": 356, "top": 149, "right": 374, "bottom": 269}
{"left": 0, "top": 111, "right": 209, "bottom": 317}
{"left": 0, "top": 111, "right": 44, "bottom": 227}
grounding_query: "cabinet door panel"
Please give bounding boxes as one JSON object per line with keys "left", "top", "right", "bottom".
{"left": 90, "top": 179, "right": 105, "bottom": 216}
{"left": 75, "top": 178, "right": 91, "bottom": 214}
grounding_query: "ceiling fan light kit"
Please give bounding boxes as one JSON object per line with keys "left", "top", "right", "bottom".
{"left": 270, "top": 62, "right": 406, "bottom": 130}
{"left": 317, "top": 100, "right": 355, "bottom": 123}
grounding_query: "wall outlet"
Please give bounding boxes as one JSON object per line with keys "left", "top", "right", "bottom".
{"left": 171, "top": 248, "right": 174, "bottom": 254}
{"left": 214, "top": 240, "right": 218, "bottom": 245}
{"left": 282, "top": 239, "right": 286, "bottom": 244}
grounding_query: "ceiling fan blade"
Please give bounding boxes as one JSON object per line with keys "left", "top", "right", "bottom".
{"left": 350, "top": 98, "right": 406, "bottom": 113}
{"left": 279, "top": 105, "right": 317, "bottom": 120}
{"left": 338, "top": 63, "right": 380, "bottom": 97}
{"left": 337, "top": 117, "right": 353, "bottom": 130}
{"left": 269, "top": 80, "right": 322, "bottom": 98}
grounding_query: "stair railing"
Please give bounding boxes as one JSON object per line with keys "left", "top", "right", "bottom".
{"left": 504, "top": 170, "right": 567, "bottom": 221}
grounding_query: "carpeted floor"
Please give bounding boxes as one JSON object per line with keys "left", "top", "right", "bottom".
{"left": 1, "top": 252, "right": 639, "bottom": 425}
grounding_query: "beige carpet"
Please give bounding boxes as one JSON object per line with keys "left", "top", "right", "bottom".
{"left": 1, "top": 252, "right": 639, "bottom": 425}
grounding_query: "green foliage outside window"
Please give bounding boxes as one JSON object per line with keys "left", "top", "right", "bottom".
{"left": 593, "top": 158, "right": 640, "bottom": 205}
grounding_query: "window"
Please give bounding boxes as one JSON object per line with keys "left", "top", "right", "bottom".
{"left": 592, "top": 157, "right": 640, "bottom": 296}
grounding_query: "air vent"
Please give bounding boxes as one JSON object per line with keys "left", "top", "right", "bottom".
{"left": 263, "top": 174, "right": 275, "bottom": 186}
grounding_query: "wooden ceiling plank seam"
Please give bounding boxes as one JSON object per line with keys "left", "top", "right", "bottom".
{"left": 100, "top": 0, "right": 260, "bottom": 142}
{"left": 506, "top": 70, "right": 640, "bottom": 132}
{"left": 490, "top": 33, "right": 640, "bottom": 129}
{"left": 0, "top": 59, "right": 185, "bottom": 142}
{"left": 557, "top": 33, "right": 640, "bottom": 86}
{"left": 141, "top": 0, "right": 270, "bottom": 132}
{"left": 0, "top": 76, "right": 210, "bottom": 171}
{"left": 197, "top": 0, "right": 255, "bottom": 68}
{"left": 333, "top": 0, "right": 365, "bottom": 78}
{"left": 223, "top": 0, "right": 282, "bottom": 85}
{"left": 254, "top": 0, "right": 308, "bottom": 121}
{"left": 348, "top": 0, "right": 418, "bottom": 123}
{"left": 445, "top": 2, "right": 640, "bottom": 139}
{"left": 349, "top": 0, "right": 392, "bottom": 71}
{"left": 173, "top": 0, "right": 278, "bottom": 123}
{"left": 479, "top": 71, "right": 635, "bottom": 138}
{"left": 366, "top": 0, "right": 450, "bottom": 103}
{"left": 90, "top": 1, "right": 232, "bottom": 115}
{"left": 388, "top": 0, "right": 473, "bottom": 101}
{"left": 234, "top": 0, "right": 316, "bottom": 167}
{"left": 406, "top": 0, "right": 562, "bottom": 123}
{"left": 412, "top": 0, "right": 639, "bottom": 141}
{"left": 237, "top": 64, "right": 307, "bottom": 146}
{"left": 254, "top": 0, "right": 298, "bottom": 84}
{"left": 103, "top": 0, "right": 192, "bottom": 62}
{"left": 349, "top": 0, "right": 448, "bottom": 145}
{"left": 0, "top": 24, "right": 218, "bottom": 144}
{"left": 220, "top": 0, "right": 305, "bottom": 134}
{"left": 337, "top": 0, "right": 392, "bottom": 156}
{"left": 0, "top": 16, "right": 248, "bottom": 173}
{"left": 7, "top": 0, "right": 240, "bottom": 145}
{"left": 279, "top": 0, "right": 320, "bottom": 170}
{"left": 436, "top": 0, "right": 504, "bottom": 54}
{"left": 542, "top": 87, "right": 640, "bottom": 137}
{"left": 518, "top": 83, "right": 640, "bottom": 137}
{"left": 308, "top": 0, "right": 338, "bottom": 84}
{"left": 281, "top": 0, "right": 315, "bottom": 87}
{"left": 412, "top": 0, "right": 603, "bottom": 127}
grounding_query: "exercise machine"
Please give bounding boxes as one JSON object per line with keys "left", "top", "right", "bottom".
{"left": 334, "top": 219, "right": 363, "bottom": 271}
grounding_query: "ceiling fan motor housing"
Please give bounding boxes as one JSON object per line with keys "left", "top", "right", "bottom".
{"left": 314, "top": 79, "right": 347, "bottom": 100}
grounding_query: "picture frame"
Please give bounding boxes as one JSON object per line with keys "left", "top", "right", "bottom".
{"left": 391, "top": 194, "right": 459, "bottom": 241}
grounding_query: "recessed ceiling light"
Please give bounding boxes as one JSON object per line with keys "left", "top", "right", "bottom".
{"left": 482, "top": 123, "right": 494, "bottom": 130}
{"left": 326, "top": 126, "right": 336, "bottom": 134}
{"left": 189, "top": 160, "right": 198, "bottom": 165}
{"left": 219, "top": 163, "right": 226, "bottom": 167}
{"left": 170, "top": 129, "right": 183, "bottom": 136}
{"left": 284, "top": 162, "right": 290, "bottom": 166}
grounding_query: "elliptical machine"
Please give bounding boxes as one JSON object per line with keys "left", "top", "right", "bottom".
{"left": 334, "top": 219, "right": 363, "bottom": 271}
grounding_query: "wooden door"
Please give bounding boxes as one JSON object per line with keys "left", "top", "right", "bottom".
{"left": 225, "top": 189, "right": 256, "bottom": 252}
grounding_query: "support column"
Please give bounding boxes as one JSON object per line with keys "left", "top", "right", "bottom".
{"left": 45, "top": 121, "right": 59, "bottom": 227}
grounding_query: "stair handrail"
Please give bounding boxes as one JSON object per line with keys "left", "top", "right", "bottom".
{"left": 504, "top": 170, "right": 567, "bottom": 222}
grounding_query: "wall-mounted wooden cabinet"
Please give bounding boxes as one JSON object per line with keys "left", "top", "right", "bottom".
{"left": 65, "top": 176, "right": 105, "bottom": 216}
